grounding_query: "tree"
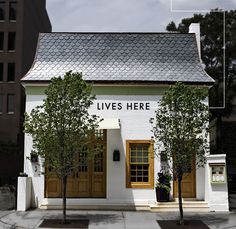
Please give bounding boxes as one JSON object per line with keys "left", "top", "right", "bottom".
{"left": 166, "top": 21, "right": 177, "bottom": 32}
{"left": 24, "top": 71, "right": 101, "bottom": 224}
{"left": 166, "top": 10, "right": 236, "bottom": 114}
{"left": 150, "top": 82, "right": 209, "bottom": 225}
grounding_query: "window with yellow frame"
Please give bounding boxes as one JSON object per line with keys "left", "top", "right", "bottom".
{"left": 126, "top": 140, "right": 154, "bottom": 189}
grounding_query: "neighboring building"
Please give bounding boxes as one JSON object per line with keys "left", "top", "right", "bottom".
{"left": 19, "top": 25, "right": 229, "bottom": 211}
{"left": 0, "top": 0, "right": 51, "bottom": 198}
{"left": 210, "top": 104, "right": 236, "bottom": 210}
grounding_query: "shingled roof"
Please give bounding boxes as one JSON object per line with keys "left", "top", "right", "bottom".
{"left": 22, "top": 32, "right": 214, "bottom": 84}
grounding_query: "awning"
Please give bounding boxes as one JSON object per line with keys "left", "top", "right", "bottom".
{"left": 98, "top": 118, "right": 120, "bottom": 129}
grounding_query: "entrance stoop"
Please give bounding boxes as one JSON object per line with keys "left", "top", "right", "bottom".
{"left": 150, "top": 199, "right": 209, "bottom": 212}
{"left": 40, "top": 200, "right": 209, "bottom": 212}
{"left": 40, "top": 204, "right": 151, "bottom": 211}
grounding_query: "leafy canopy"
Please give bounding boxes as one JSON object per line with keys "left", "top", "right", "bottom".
{"left": 151, "top": 83, "right": 210, "bottom": 176}
{"left": 24, "top": 71, "right": 101, "bottom": 178}
{"left": 166, "top": 10, "right": 236, "bottom": 112}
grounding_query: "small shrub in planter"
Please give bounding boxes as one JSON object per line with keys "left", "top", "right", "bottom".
{"left": 156, "top": 171, "right": 172, "bottom": 202}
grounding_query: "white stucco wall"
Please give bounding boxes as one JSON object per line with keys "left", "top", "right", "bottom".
{"left": 22, "top": 86, "right": 212, "bottom": 208}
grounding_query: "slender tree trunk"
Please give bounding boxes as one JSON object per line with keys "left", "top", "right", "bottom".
{"left": 178, "top": 175, "right": 184, "bottom": 225}
{"left": 62, "top": 175, "right": 67, "bottom": 224}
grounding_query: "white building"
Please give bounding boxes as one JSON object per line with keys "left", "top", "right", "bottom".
{"left": 18, "top": 24, "right": 229, "bottom": 212}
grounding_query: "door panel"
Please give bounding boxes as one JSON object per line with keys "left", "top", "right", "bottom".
{"left": 46, "top": 178, "right": 61, "bottom": 197}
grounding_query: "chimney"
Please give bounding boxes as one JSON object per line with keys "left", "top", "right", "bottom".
{"left": 189, "top": 23, "right": 201, "bottom": 59}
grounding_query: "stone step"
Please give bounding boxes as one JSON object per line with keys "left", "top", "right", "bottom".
{"left": 229, "top": 194, "right": 236, "bottom": 209}
{"left": 229, "top": 194, "right": 236, "bottom": 201}
{"left": 156, "top": 201, "right": 208, "bottom": 206}
{"left": 40, "top": 204, "right": 150, "bottom": 211}
{"left": 150, "top": 201, "right": 209, "bottom": 212}
{"left": 229, "top": 198, "right": 236, "bottom": 204}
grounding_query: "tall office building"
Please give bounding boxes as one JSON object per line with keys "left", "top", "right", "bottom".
{"left": 0, "top": 0, "right": 51, "bottom": 190}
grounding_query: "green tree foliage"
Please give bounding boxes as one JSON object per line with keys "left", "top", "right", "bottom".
{"left": 166, "top": 21, "right": 177, "bottom": 32}
{"left": 24, "top": 71, "right": 101, "bottom": 223}
{"left": 166, "top": 10, "right": 236, "bottom": 114}
{"left": 150, "top": 82, "right": 209, "bottom": 224}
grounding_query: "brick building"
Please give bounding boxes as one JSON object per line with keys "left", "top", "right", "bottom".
{"left": 0, "top": 0, "right": 51, "bottom": 193}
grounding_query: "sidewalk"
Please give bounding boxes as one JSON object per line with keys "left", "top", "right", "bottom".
{"left": 0, "top": 209, "right": 235, "bottom": 229}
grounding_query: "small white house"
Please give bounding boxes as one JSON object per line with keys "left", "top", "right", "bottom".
{"left": 18, "top": 24, "right": 229, "bottom": 211}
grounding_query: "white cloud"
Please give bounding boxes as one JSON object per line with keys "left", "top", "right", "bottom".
{"left": 171, "top": 0, "right": 236, "bottom": 11}
{"left": 46, "top": 0, "right": 236, "bottom": 32}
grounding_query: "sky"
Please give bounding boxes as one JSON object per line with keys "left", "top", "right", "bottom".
{"left": 46, "top": 0, "right": 236, "bottom": 32}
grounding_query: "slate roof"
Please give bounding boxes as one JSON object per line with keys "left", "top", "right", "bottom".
{"left": 22, "top": 33, "right": 214, "bottom": 84}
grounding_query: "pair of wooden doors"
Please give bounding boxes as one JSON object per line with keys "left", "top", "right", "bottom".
{"left": 45, "top": 130, "right": 107, "bottom": 198}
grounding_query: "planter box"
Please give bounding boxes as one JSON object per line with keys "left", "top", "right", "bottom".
{"left": 156, "top": 187, "right": 170, "bottom": 202}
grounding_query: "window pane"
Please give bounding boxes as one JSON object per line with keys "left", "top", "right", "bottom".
{"left": 7, "top": 94, "right": 14, "bottom": 113}
{"left": 129, "top": 143, "right": 150, "bottom": 183}
{"left": 0, "top": 32, "right": 4, "bottom": 50}
{"left": 8, "top": 32, "right": 15, "bottom": 51}
{"left": 0, "top": 2, "right": 5, "bottom": 21}
{"left": 0, "top": 63, "right": 3, "bottom": 81}
{"left": 7, "top": 63, "right": 15, "bottom": 81}
{"left": 9, "top": 2, "right": 16, "bottom": 21}
{"left": 95, "top": 129, "right": 104, "bottom": 140}
{"left": 130, "top": 164, "right": 149, "bottom": 183}
{"left": 78, "top": 148, "right": 88, "bottom": 172}
{"left": 130, "top": 144, "right": 149, "bottom": 164}
{"left": 0, "top": 94, "right": 3, "bottom": 113}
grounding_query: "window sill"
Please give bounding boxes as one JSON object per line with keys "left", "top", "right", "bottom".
{"left": 7, "top": 112, "right": 14, "bottom": 115}
{"left": 9, "top": 20, "right": 16, "bottom": 23}
{"left": 8, "top": 50, "right": 15, "bottom": 53}
{"left": 126, "top": 183, "right": 154, "bottom": 189}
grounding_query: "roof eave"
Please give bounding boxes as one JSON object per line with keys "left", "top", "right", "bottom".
{"left": 21, "top": 79, "right": 214, "bottom": 87}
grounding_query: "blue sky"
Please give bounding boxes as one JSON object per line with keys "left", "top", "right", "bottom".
{"left": 46, "top": 0, "right": 236, "bottom": 32}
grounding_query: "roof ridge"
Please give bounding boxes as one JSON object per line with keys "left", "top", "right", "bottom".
{"left": 39, "top": 32, "right": 194, "bottom": 35}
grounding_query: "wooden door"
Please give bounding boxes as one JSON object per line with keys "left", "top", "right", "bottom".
{"left": 173, "top": 160, "right": 196, "bottom": 198}
{"left": 45, "top": 130, "right": 107, "bottom": 198}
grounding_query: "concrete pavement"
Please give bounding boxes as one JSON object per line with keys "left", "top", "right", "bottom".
{"left": 0, "top": 209, "right": 235, "bottom": 229}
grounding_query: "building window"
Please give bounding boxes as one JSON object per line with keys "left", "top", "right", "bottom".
{"left": 7, "top": 94, "right": 14, "bottom": 113}
{"left": 9, "top": 2, "right": 16, "bottom": 21}
{"left": 8, "top": 32, "right": 15, "bottom": 51}
{"left": 7, "top": 63, "right": 15, "bottom": 81}
{"left": 0, "top": 2, "right": 5, "bottom": 21}
{"left": 126, "top": 140, "right": 154, "bottom": 189}
{"left": 0, "top": 32, "right": 4, "bottom": 50}
{"left": 0, "top": 63, "right": 3, "bottom": 81}
{"left": 0, "top": 94, "right": 3, "bottom": 113}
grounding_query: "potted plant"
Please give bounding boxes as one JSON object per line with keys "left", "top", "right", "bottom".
{"left": 156, "top": 171, "right": 172, "bottom": 202}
